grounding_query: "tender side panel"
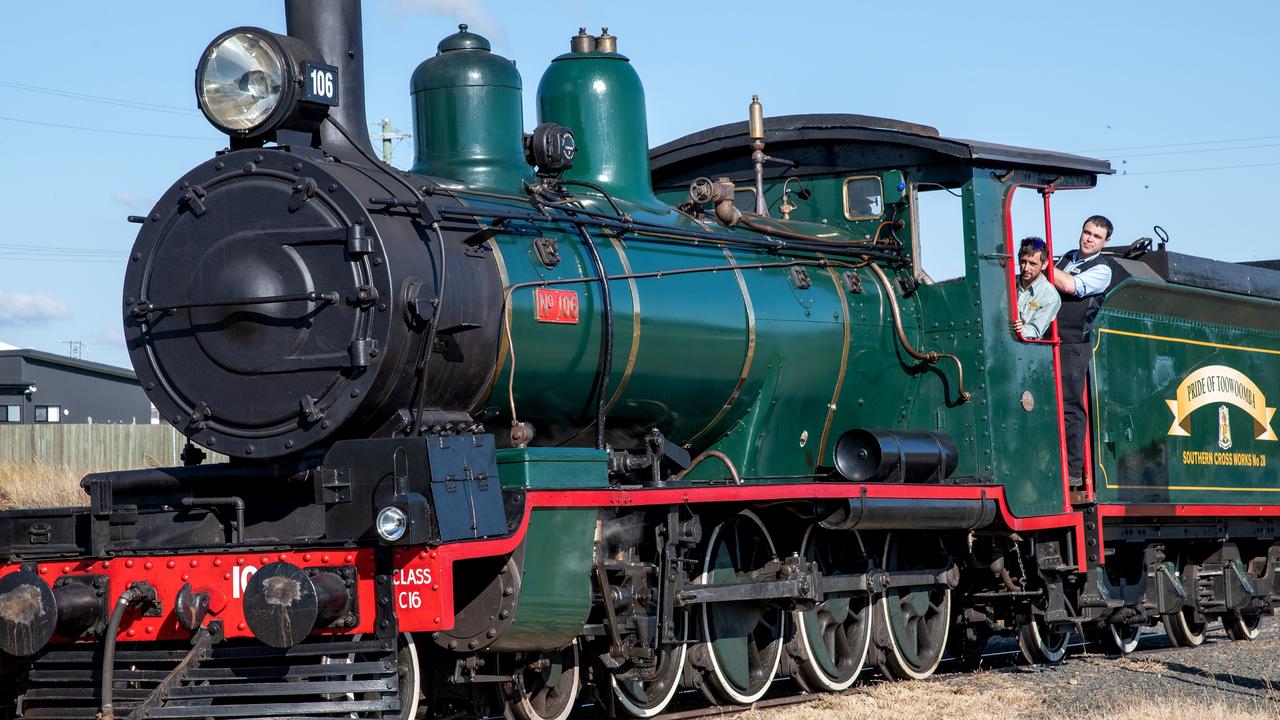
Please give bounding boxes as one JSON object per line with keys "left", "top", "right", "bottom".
{"left": 1093, "top": 279, "right": 1280, "bottom": 504}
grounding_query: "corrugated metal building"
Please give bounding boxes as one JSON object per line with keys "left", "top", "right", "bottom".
{"left": 0, "top": 349, "right": 152, "bottom": 425}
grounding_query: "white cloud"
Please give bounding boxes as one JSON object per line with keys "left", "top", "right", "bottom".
{"left": 0, "top": 293, "right": 70, "bottom": 325}
{"left": 90, "top": 327, "right": 127, "bottom": 347}
{"left": 112, "top": 191, "right": 148, "bottom": 209}
{"left": 394, "top": 0, "right": 508, "bottom": 45}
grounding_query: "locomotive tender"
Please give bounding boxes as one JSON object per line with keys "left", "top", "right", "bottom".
{"left": 2, "top": 1, "right": 1279, "bottom": 717}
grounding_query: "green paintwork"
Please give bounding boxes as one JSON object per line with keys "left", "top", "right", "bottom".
{"left": 1091, "top": 280, "right": 1280, "bottom": 504}
{"left": 442, "top": 34, "right": 1280, "bottom": 522}
{"left": 488, "top": 507, "right": 597, "bottom": 651}
{"left": 536, "top": 48, "right": 665, "bottom": 212}
{"left": 496, "top": 447, "right": 609, "bottom": 489}
{"left": 460, "top": 149, "right": 1107, "bottom": 518}
{"left": 410, "top": 26, "right": 531, "bottom": 191}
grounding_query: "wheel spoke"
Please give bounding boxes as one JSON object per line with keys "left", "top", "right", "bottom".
{"left": 699, "top": 511, "right": 783, "bottom": 704}
{"left": 718, "top": 633, "right": 753, "bottom": 689}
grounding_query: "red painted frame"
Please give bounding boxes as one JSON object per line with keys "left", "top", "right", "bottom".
{"left": 8, "top": 480, "right": 1280, "bottom": 645}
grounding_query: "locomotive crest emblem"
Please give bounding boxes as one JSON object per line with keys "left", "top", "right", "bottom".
{"left": 1166, "top": 365, "right": 1276, "bottom": 441}
{"left": 1218, "top": 405, "right": 1233, "bottom": 450}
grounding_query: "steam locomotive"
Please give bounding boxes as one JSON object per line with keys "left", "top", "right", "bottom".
{"left": 2, "top": 1, "right": 1278, "bottom": 718}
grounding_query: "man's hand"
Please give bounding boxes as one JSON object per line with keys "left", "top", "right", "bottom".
{"left": 1013, "top": 319, "right": 1025, "bottom": 335}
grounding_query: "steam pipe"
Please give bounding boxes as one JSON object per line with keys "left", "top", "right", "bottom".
{"left": 98, "top": 582, "right": 157, "bottom": 720}
{"left": 285, "top": 0, "right": 376, "bottom": 161}
{"left": 671, "top": 450, "right": 742, "bottom": 485}
{"left": 865, "top": 262, "right": 971, "bottom": 404}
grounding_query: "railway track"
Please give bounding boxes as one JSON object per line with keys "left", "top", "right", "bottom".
{"left": 567, "top": 633, "right": 1140, "bottom": 720}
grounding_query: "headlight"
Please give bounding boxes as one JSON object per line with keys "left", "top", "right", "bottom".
{"left": 376, "top": 506, "right": 409, "bottom": 542}
{"left": 197, "top": 29, "right": 286, "bottom": 134}
{"left": 195, "top": 27, "right": 336, "bottom": 139}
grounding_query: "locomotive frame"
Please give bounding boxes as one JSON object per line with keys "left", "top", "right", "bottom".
{"left": 2, "top": 1, "right": 1279, "bottom": 718}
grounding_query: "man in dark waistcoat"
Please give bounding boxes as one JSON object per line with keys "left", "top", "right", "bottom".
{"left": 1051, "top": 215, "right": 1115, "bottom": 488}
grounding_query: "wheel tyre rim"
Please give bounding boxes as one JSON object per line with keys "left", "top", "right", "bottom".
{"left": 321, "top": 632, "right": 421, "bottom": 718}
{"left": 698, "top": 510, "right": 784, "bottom": 704}
{"left": 1228, "top": 613, "right": 1262, "bottom": 641}
{"left": 1106, "top": 624, "right": 1140, "bottom": 655}
{"left": 399, "top": 633, "right": 422, "bottom": 720}
{"left": 610, "top": 642, "right": 688, "bottom": 717}
{"left": 1018, "top": 618, "right": 1068, "bottom": 665}
{"left": 511, "top": 643, "right": 580, "bottom": 720}
{"left": 1165, "top": 557, "right": 1206, "bottom": 647}
{"left": 878, "top": 532, "right": 951, "bottom": 680}
{"left": 1177, "top": 607, "right": 1207, "bottom": 645}
{"left": 792, "top": 527, "right": 872, "bottom": 692}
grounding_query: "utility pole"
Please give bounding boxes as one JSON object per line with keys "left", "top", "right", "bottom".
{"left": 373, "top": 118, "right": 411, "bottom": 166}
{"left": 382, "top": 118, "right": 393, "bottom": 164}
{"left": 62, "top": 340, "right": 84, "bottom": 359}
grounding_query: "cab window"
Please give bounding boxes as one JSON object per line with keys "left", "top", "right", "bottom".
{"left": 843, "top": 176, "right": 884, "bottom": 220}
{"left": 911, "top": 182, "right": 966, "bottom": 283}
{"left": 1007, "top": 185, "right": 1057, "bottom": 342}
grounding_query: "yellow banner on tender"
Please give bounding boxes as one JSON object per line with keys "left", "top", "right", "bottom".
{"left": 1166, "top": 364, "right": 1277, "bottom": 441}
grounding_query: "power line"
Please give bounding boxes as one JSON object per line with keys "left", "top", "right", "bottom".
{"left": 0, "top": 256, "right": 124, "bottom": 261}
{"left": 0, "top": 115, "right": 215, "bottom": 141}
{"left": 1074, "top": 134, "right": 1280, "bottom": 154}
{"left": 0, "top": 243, "right": 128, "bottom": 263}
{"left": 0, "top": 243, "right": 123, "bottom": 255}
{"left": 1120, "top": 160, "right": 1280, "bottom": 176}
{"left": 1114, "top": 142, "right": 1280, "bottom": 160}
{"left": 0, "top": 80, "right": 198, "bottom": 116}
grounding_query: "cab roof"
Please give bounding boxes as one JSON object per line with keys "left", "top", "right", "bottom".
{"left": 649, "top": 113, "right": 1113, "bottom": 186}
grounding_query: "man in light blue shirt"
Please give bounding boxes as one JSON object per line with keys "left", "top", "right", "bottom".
{"left": 1053, "top": 215, "right": 1115, "bottom": 489}
{"left": 1013, "top": 237, "right": 1060, "bottom": 340}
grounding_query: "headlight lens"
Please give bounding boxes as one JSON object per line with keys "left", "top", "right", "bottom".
{"left": 198, "top": 31, "right": 286, "bottom": 133}
{"left": 376, "top": 506, "right": 409, "bottom": 542}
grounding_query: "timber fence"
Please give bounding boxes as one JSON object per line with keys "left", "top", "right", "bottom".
{"left": 0, "top": 424, "right": 225, "bottom": 469}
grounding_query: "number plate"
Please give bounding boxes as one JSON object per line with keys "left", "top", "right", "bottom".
{"left": 304, "top": 62, "right": 339, "bottom": 106}
{"left": 534, "top": 288, "right": 580, "bottom": 324}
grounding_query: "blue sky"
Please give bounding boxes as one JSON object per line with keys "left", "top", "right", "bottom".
{"left": 2, "top": 1, "right": 1278, "bottom": 368}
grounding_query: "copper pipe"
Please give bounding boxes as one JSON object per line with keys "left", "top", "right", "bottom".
{"left": 737, "top": 214, "right": 832, "bottom": 243}
{"left": 714, "top": 196, "right": 741, "bottom": 227}
{"left": 865, "top": 262, "right": 971, "bottom": 403}
{"left": 671, "top": 450, "right": 742, "bottom": 485}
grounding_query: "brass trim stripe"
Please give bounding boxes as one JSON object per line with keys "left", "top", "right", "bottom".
{"left": 1102, "top": 483, "right": 1280, "bottom": 493}
{"left": 816, "top": 264, "right": 851, "bottom": 464}
{"left": 1091, "top": 345, "right": 1109, "bottom": 490}
{"left": 1095, "top": 329, "right": 1278, "bottom": 493}
{"left": 686, "top": 248, "right": 757, "bottom": 447}
{"left": 1096, "top": 328, "right": 1280, "bottom": 356}
{"left": 603, "top": 237, "right": 641, "bottom": 413}
{"left": 472, "top": 237, "right": 512, "bottom": 415}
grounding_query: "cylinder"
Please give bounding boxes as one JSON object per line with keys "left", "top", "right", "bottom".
{"left": 833, "top": 429, "right": 959, "bottom": 483}
{"left": 53, "top": 582, "right": 102, "bottom": 636}
{"left": 536, "top": 29, "right": 666, "bottom": 212}
{"left": 410, "top": 25, "right": 530, "bottom": 191}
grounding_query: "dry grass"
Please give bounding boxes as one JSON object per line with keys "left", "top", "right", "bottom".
{"left": 0, "top": 462, "right": 91, "bottom": 510}
{"left": 743, "top": 676, "right": 1044, "bottom": 720}
{"left": 1101, "top": 698, "right": 1278, "bottom": 720}
{"left": 747, "top": 671, "right": 1280, "bottom": 720}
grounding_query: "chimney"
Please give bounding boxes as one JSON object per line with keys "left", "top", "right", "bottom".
{"left": 285, "top": 0, "right": 377, "bottom": 161}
